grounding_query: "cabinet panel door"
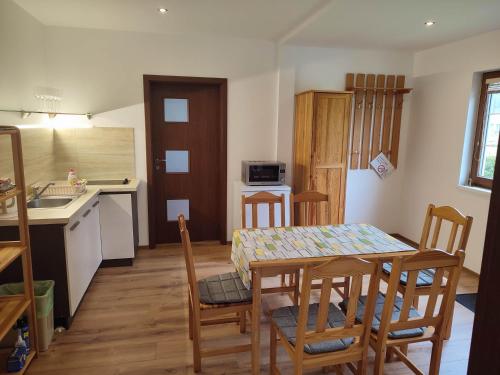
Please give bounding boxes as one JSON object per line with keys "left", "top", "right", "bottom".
{"left": 293, "top": 92, "right": 315, "bottom": 194}
{"left": 313, "top": 93, "right": 351, "bottom": 167}
{"left": 87, "top": 200, "right": 102, "bottom": 278}
{"left": 312, "top": 93, "right": 351, "bottom": 224}
{"left": 65, "top": 216, "right": 87, "bottom": 316}
{"left": 99, "top": 194, "right": 134, "bottom": 260}
{"left": 65, "top": 199, "right": 102, "bottom": 316}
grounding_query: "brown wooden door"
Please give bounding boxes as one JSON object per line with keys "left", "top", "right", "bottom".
{"left": 147, "top": 78, "right": 226, "bottom": 244}
{"left": 311, "top": 92, "right": 351, "bottom": 224}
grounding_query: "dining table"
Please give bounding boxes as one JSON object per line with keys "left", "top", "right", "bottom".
{"left": 231, "top": 223, "right": 416, "bottom": 374}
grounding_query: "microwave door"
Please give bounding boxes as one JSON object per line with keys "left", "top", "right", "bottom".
{"left": 249, "top": 165, "right": 280, "bottom": 184}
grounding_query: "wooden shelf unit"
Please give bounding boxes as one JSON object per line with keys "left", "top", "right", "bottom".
{"left": 0, "top": 350, "right": 35, "bottom": 375}
{"left": 0, "top": 126, "right": 38, "bottom": 371}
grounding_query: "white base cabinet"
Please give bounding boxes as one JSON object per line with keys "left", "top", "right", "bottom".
{"left": 64, "top": 196, "right": 102, "bottom": 316}
{"left": 99, "top": 194, "right": 135, "bottom": 260}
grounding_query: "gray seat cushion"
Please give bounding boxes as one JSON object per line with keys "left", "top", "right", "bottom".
{"left": 339, "top": 292, "right": 425, "bottom": 339}
{"left": 382, "top": 263, "right": 435, "bottom": 287}
{"left": 198, "top": 272, "right": 252, "bottom": 305}
{"left": 271, "top": 303, "right": 354, "bottom": 355}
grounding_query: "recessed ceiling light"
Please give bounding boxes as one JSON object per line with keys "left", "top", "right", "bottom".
{"left": 158, "top": 8, "right": 168, "bottom": 14}
{"left": 424, "top": 20, "right": 436, "bottom": 27}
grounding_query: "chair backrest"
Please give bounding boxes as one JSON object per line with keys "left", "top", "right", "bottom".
{"left": 290, "top": 191, "right": 329, "bottom": 226}
{"left": 178, "top": 214, "right": 200, "bottom": 307}
{"left": 295, "top": 257, "right": 380, "bottom": 362}
{"left": 419, "top": 204, "right": 473, "bottom": 253}
{"left": 241, "top": 191, "right": 286, "bottom": 228}
{"left": 379, "top": 249, "right": 465, "bottom": 342}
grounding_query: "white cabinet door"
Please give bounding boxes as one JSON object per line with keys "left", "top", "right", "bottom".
{"left": 99, "top": 194, "right": 134, "bottom": 260}
{"left": 85, "top": 198, "right": 102, "bottom": 280}
{"left": 65, "top": 197, "right": 102, "bottom": 315}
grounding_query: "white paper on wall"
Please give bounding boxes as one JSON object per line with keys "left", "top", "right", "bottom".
{"left": 370, "top": 152, "right": 394, "bottom": 179}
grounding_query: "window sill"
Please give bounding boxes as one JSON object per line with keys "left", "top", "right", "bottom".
{"left": 457, "top": 184, "right": 491, "bottom": 197}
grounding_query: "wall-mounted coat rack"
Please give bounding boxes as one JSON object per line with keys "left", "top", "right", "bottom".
{"left": 346, "top": 73, "right": 412, "bottom": 170}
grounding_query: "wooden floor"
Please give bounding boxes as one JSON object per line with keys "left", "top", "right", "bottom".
{"left": 27, "top": 243, "right": 478, "bottom": 375}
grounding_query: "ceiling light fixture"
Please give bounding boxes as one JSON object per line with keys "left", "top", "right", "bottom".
{"left": 158, "top": 8, "right": 168, "bottom": 14}
{"left": 424, "top": 20, "right": 436, "bottom": 27}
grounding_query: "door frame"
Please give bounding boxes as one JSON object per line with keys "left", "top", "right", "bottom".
{"left": 143, "top": 75, "right": 227, "bottom": 248}
{"left": 468, "top": 132, "right": 500, "bottom": 372}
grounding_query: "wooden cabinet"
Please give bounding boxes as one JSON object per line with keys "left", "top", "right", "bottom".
{"left": 293, "top": 91, "right": 352, "bottom": 225}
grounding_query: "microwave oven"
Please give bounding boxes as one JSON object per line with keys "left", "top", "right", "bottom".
{"left": 241, "top": 161, "right": 286, "bottom": 186}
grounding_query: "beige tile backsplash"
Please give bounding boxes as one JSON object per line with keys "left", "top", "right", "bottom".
{"left": 53, "top": 128, "right": 135, "bottom": 180}
{"left": 0, "top": 128, "right": 55, "bottom": 186}
{"left": 0, "top": 127, "right": 135, "bottom": 187}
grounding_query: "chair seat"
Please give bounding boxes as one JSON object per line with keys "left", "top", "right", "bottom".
{"left": 271, "top": 303, "right": 354, "bottom": 355}
{"left": 382, "top": 263, "right": 435, "bottom": 287}
{"left": 339, "top": 292, "right": 425, "bottom": 339}
{"left": 198, "top": 272, "right": 252, "bottom": 305}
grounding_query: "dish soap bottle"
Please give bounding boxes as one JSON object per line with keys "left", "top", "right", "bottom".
{"left": 6, "top": 329, "right": 27, "bottom": 372}
{"left": 67, "top": 169, "right": 78, "bottom": 186}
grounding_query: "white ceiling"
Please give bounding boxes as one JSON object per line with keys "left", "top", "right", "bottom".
{"left": 12, "top": 0, "right": 325, "bottom": 41}
{"left": 288, "top": 0, "right": 500, "bottom": 50}
{"left": 13, "top": 0, "right": 500, "bottom": 51}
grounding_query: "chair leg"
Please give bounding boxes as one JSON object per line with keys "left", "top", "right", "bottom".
{"left": 270, "top": 324, "right": 277, "bottom": 375}
{"left": 444, "top": 303, "right": 455, "bottom": 340}
{"left": 400, "top": 344, "right": 408, "bottom": 356}
{"left": 281, "top": 273, "right": 286, "bottom": 288}
{"left": 343, "top": 277, "right": 350, "bottom": 298}
{"left": 293, "top": 270, "right": 300, "bottom": 305}
{"left": 192, "top": 316, "right": 202, "bottom": 372}
{"left": 412, "top": 295, "right": 420, "bottom": 309}
{"left": 188, "top": 299, "right": 193, "bottom": 340}
{"left": 239, "top": 311, "right": 247, "bottom": 333}
{"left": 429, "top": 339, "right": 444, "bottom": 375}
{"left": 385, "top": 346, "right": 394, "bottom": 362}
{"left": 374, "top": 344, "right": 387, "bottom": 375}
{"left": 356, "top": 359, "right": 367, "bottom": 375}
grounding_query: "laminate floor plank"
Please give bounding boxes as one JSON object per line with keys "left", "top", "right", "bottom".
{"left": 26, "top": 243, "right": 477, "bottom": 374}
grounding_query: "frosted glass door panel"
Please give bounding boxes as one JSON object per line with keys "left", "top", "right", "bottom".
{"left": 164, "top": 98, "right": 188, "bottom": 122}
{"left": 167, "top": 199, "right": 189, "bottom": 221}
{"left": 165, "top": 150, "right": 189, "bottom": 173}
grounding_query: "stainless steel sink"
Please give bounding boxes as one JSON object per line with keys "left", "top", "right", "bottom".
{"left": 86, "top": 179, "right": 129, "bottom": 185}
{"left": 27, "top": 197, "right": 75, "bottom": 209}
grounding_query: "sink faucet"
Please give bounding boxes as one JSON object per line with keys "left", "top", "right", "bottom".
{"left": 32, "top": 182, "right": 55, "bottom": 200}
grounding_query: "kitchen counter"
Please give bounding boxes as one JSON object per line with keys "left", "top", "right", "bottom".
{"left": 0, "top": 179, "right": 139, "bottom": 226}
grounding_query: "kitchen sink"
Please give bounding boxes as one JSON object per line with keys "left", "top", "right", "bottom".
{"left": 27, "top": 197, "right": 75, "bottom": 209}
{"left": 86, "top": 179, "right": 129, "bottom": 185}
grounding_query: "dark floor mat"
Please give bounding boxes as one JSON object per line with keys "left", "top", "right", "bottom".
{"left": 456, "top": 293, "right": 477, "bottom": 313}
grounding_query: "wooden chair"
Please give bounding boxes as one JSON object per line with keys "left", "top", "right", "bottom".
{"left": 366, "top": 249, "right": 465, "bottom": 375}
{"left": 241, "top": 192, "right": 300, "bottom": 303}
{"left": 381, "top": 204, "right": 472, "bottom": 339}
{"left": 269, "top": 257, "right": 380, "bottom": 375}
{"left": 178, "top": 214, "right": 252, "bottom": 372}
{"left": 291, "top": 191, "right": 350, "bottom": 299}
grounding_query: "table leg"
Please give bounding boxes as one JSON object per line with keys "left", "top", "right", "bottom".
{"left": 251, "top": 268, "right": 262, "bottom": 374}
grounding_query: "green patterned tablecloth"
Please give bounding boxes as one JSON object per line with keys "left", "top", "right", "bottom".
{"left": 231, "top": 224, "right": 415, "bottom": 289}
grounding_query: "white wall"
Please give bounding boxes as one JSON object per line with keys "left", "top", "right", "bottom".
{"left": 277, "top": 45, "right": 414, "bottom": 233}
{"left": 40, "top": 26, "right": 279, "bottom": 244}
{"left": 0, "top": 0, "right": 46, "bottom": 114}
{"left": 399, "top": 29, "right": 500, "bottom": 272}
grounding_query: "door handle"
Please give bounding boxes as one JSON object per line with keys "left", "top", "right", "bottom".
{"left": 155, "top": 158, "right": 167, "bottom": 171}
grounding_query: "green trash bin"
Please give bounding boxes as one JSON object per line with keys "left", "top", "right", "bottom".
{"left": 0, "top": 281, "right": 54, "bottom": 352}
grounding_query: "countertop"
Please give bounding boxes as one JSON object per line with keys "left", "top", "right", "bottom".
{"left": 0, "top": 179, "right": 139, "bottom": 226}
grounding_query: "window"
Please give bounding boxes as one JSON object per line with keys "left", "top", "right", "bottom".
{"left": 470, "top": 71, "right": 500, "bottom": 189}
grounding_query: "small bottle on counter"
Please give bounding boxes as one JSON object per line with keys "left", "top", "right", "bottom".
{"left": 67, "top": 169, "right": 78, "bottom": 186}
